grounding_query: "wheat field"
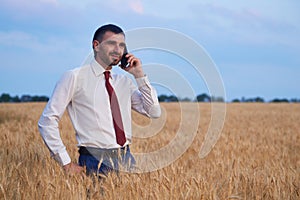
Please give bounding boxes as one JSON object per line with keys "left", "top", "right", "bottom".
{"left": 0, "top": 102, "right": 299, "bottom": 199}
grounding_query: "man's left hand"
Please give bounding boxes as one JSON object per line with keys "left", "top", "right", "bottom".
{"left": 121, "top": 53, "right": 145, "bottom": 78}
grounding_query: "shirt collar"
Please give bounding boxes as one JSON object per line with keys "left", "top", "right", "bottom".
{"left": 91, "top": 58, "right": 111, "bottom": 77}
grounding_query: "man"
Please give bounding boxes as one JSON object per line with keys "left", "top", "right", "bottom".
{"left": 38, "top": 24, "right": 161, "bottom": 176}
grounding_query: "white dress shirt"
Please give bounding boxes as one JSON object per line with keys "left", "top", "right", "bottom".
{"left": 38, "top": 58, "right": 161, "bottom": 165}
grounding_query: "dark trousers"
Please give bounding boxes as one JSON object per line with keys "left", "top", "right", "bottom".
{"left": 78, "top": 145, "right": 136, "bottom": 177}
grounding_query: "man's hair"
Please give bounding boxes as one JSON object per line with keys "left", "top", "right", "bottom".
{"left": 92, "top": 24, "right": 125, "bottom": 48}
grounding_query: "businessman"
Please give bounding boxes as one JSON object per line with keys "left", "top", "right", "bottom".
{"left": 38, "top": 24, "right": 161, "bottom": 176}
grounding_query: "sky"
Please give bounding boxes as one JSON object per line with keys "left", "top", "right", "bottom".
{"left": 0, "top": 0, "right": 299, "bottom": 101}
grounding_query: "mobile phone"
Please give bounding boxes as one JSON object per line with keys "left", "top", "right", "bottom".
{"left": 120, "top": 46, "right": 130, "bottom": 69}
{"left": 120, "top": 53, "right": 130, "bottom": 69}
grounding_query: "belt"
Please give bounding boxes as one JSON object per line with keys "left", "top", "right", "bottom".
{"left": 79, "top": 146, "right": 129, "bottom": 158}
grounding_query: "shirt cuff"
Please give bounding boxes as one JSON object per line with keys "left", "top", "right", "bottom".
{"left": 53, "top": 150, "right": 71, "bottom": 166}
{"left": 135, "top": 75, "right": 150, "bottom": 88}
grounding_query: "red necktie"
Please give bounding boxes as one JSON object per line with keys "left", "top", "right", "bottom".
{"left": 104, "top": 71, "right": 126, "bottom": 146}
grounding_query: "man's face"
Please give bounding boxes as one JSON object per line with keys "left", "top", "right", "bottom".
{"left": 94, "top": 31, "right": 126, "bottom": 68}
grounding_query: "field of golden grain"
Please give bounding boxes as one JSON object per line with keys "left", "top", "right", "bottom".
{"left": 0, "top": 102, "right": 299, "bottom": 199}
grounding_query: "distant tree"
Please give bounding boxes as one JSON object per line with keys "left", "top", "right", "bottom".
{"left": 0, "top": 93, "right": 11, "bottom": 102}
{"left": 31, "top": 96, "right": 40, "bottom": 102}
{"left": 254, "top": 97, "right": 265, "bottom": 102}
{"left": 0, "top": 93, "right": 49, "bottom": 103}
{"left": 232, "top": 98, "right": 240, "bottom": 103}
{"left": 290, "top": 98, "right": 300, "bottom": 103}
{"left": 20, "top": 95, "right": 32, "bottom": 102}
{"left": 241, "top": 97, "right": 246, "bottom": 102}
{"left": 271, "top": 98, "right": 289, "bottom": 103}
{"left": 168, "top": 95, "right": 178, "bottom": 102}
{"left": 234, "top": 97, "right": 265, "bottom": 103}
{"left": 39, "top": 96, "right": 49, "bottom": 102}
{"left": 158, "top": 95, "right": 168, "bottom": 102}
{"left": 196, "top": 93, "right": 211, "bottom": 102}
{"left": 243, "top": 97, "right": 264, "bottom": 102}
{"left": 211, "top": 96, "right": 224, "bottom": 102}
{"left": 179, "top": 97, "right": 192, "bottom": 102}
{"left": 158, "top": 95, "right": 178, "bottom": 102}
{"left": 244, "top": 98, "right": 254, "bottom": 102}
{"left": 31, "top": 95, "right": 48, "bottom": 102}
{"left": 11, "top": 95, "right": 20, "bottom": 102}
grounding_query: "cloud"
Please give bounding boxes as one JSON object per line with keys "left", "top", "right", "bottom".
{"left": 180, "top": 2, "right": 300, "bottom": 48}
{"left": 0, "top": 31, "right": 42, "bottom": 50}
{"left": 0, "top": 30, "right": 82, "bottom": 56}
{"left": 123, "top": 1, "right": 299, "bottom": 48}
{"left": 41, "top": 0, "right": 58, "bottom": 4}
{"left": 92, "top": 0, "right": 144, "bottom": 15}
{"left": 1, "top": 0, "right": 59, "bottom": 15}
{"left": 129, "top": 0, "right": 144, "bottom": 14}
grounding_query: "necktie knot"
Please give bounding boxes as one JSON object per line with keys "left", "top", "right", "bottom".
{"left": 104, "top": 71, "right": 110, "bottom": 80}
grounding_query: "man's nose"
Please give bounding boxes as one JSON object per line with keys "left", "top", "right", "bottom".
{"left": 113, "top": 44, "right": 122, "bottom": 54}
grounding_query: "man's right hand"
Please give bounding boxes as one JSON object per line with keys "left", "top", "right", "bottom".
{"left": 63, "top": 163, "right": 84, "bottom": 175}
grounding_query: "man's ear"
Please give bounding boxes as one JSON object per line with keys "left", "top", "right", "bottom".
{"left": 93, "top": 40, "right": 100, "bottom": 51}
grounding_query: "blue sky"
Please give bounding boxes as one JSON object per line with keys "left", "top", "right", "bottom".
{"left": 0, "top": 0, "right": 299, "bottom": 101}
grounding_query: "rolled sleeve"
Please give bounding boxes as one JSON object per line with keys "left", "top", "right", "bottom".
{"left": 132, "top": 76, "right": 161, "bottom": 118}
{"left": 53, "top": 150, "right": 72, "bottom": 166}
{"left": 135, "top": 76, "right": 149, "bottom": 87}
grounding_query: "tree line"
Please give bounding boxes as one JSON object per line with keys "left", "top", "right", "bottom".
{"left": 0, "top": 93, "right": 299, "bottom": 103}
{"left": 159, "top": 93, "right": 300, "bottom": 103}
{"left": 0, "top": 93, "right": 49, "bottom": 103}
